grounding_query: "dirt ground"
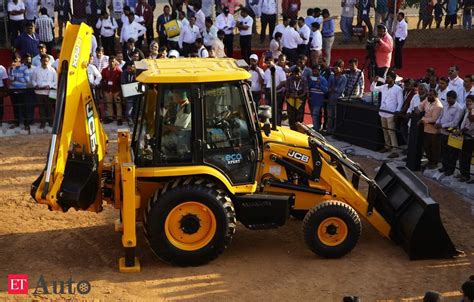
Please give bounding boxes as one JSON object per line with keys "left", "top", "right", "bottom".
{"left": 0, "top": 134, "right": 473, "bottom": 301}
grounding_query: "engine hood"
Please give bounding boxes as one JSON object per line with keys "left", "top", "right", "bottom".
{"left": 262, "top": 127, "right": 310, "bottom": 148}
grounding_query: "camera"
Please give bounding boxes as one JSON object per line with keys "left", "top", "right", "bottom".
{"left": 365, "top": 37, "right": 378, "bottom": 60}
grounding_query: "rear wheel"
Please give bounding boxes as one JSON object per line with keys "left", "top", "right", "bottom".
{"left": 143, "top": 177, "right": 236, "bottom": 266}
{"left": 303, "top": 200, "right": 361, "bottom": 258}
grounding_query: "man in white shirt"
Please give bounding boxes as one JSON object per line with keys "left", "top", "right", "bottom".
{"left": 195, "top": 38, "right": 209, "bottom": 58}
{"left": 249, "top": 54, "right": 265, "bottom": 104}
{"left": 238, "top": 8, "right": 253, "bottom": 63}
{"left": 436, "top": 90, "right": 464, "bottom": 176}
{"left": 194, "top": 3, "right": 206, "bottom": 33}
{"left": 394, "top": 12, "right": 408, "bottom": 70}
{"left": 436, "top": 77, "right": 450, "bottom": 105}
{"left": 272, "top": 16, "right": 289, "bottom": 38}
{"left": 297, "top": 17, "right": 310, "bottom": 57}
{"left": 32, "top": 43, "right": 54, "bottom": 67}
{"left": 461, "top": 75, "right": 474, "bottom": 105}
{"left": 97, "top": 11, "right": 118, "bottom": 56}
{"left": 370, "top": 72, "right": 403, "bottom": 158}
{"left": 23, "top": 0, "right": 38, "bottom": 22}
{"left": 269, "top": 32, "right": 282, "bottom": 60}
{"left": 179, "top": 16, "right": 201, "bottom": 57}
{"left": 263, "top": 55, "right": 287, "bottom": 125}
{"left": 212, "top": 30, "right": 226, "bottom": 58}
{"left": 281, "top": 19, "right": 303, "bottom": 66}
{"left": 120, "top": 12, "right": 146, "bottom": 50}
{"left": 7, "top": 0, "right": 26, "bottom": 45}
{"left": 309, "top": 22, "right": 322, "bottom": 66}
{"left": 93, "top": 47, "right": 110, "bottom": 72}
{"left": 216, "top": 7, "right": 236, "bottom": 58}
{"left": 447, "top": 65, "right": 465, "bottom": 105}
{"left": 31, "top": 54, "right": 57, "bottom": 128}
{"left": 87, "top": 54, "right": 102, "bottom": 87}
{"left": 259, "top": 0, "right": 277, "bottom": 43}
{"left": 203, "top": 17, "right": 218, "bottom": 48}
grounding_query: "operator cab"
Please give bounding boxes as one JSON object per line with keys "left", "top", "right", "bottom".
{"left": 132, "top": 80, "right": 261, "bottom": 185}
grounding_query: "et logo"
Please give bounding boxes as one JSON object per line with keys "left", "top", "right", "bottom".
{"left": 8, "top": 274, "right": 28, "bottom": 294}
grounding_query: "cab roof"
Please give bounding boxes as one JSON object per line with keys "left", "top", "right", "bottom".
{"left": 135, "top": 58, "right": 251, "bottom": 83}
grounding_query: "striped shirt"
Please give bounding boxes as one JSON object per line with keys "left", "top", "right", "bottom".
{"left": 35, "top": 15, "right": 54, "bottom": 42}
{"left": 93, "top": 55, "right": 110, "bottom": 72}
{"left": 9, "top": 65, "right": 32, "bottom": 90}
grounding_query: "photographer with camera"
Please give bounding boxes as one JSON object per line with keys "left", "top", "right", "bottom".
{"left": 373, "top": 23, "right": 393, "bottom": 81}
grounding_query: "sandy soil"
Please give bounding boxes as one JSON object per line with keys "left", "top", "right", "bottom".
{"left": 0, "top": 134, "right": 473, "bottom": 301}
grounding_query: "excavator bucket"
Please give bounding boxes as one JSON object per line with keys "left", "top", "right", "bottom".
{"left": 371, "top": 162, "right": 458, "bottom": 260}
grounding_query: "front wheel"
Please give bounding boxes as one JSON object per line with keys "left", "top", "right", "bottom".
{"left": 143, "top": 178, "right": 236, "bottom": 266}
{"left": 303, "top": 200, "right": 361, "bottom": 258}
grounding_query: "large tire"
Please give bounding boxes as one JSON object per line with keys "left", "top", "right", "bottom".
{"left": 143, "top": 177, "right": 236, "bottom": 266}
{"left": 303, "top": 200, "right": 361, "bottom": 258}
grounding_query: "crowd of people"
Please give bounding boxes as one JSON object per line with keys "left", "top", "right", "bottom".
{"left": 0, "top": 0, "right": 472, "bottom": 181}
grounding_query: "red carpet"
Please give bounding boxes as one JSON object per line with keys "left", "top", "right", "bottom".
{"left": 1, "top": 47, "right": 473, "bottom": 123}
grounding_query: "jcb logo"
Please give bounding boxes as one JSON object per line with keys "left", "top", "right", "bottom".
{"left": 86, "top": 102, "right": 97, "bottom": 153}
{"left": 287, "top": 150, "right": 309, "bottom": 163}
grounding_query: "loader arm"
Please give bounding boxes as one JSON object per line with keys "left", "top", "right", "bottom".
{"left": 31, "top": 23, "right": 108, "bottom": 212}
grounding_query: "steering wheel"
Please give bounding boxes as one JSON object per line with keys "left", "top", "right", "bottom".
{"left": 212, "top": 109, "right": 232, "bottom": 127}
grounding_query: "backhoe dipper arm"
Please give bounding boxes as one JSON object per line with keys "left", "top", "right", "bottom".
{"left": 31, "top": 23, "right": 108, "bottom": 212}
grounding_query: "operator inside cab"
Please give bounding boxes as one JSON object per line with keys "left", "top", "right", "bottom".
{"left": 161, "top": 89, "right": 193, "bottom": 161}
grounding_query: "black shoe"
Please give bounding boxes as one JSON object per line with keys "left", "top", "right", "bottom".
{"left": 438, "top": 168, "right": 445, "bottom": 173}
{"left": 39, "top": 122, "right": 46, "bottom": 129}
{"left": 459, "top": 176, "right": 470, "bottom": 183}
{"left": 387, "top": 152, "right": 399, "bottom": 159}
{"left": 117, "top": 119, "right": 123, "bottom": 126}
{"left": 444, "top": 171, "right": 453, "bottom": 176}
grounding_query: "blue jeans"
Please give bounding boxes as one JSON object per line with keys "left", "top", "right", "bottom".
{"left": 310, "top": 99, "right": 323, "bottom": 131}
{"left": 340, "top": 16, "right": 353, "bottom": 42}
{"left": 327, "top": 104, "right": 336, "bottom": 133}
{"left": 463, "top": 13, "right": 472, "bottom": 29}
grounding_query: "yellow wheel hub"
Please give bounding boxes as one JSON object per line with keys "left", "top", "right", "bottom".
{"left": 317, "top": 217, "right": 348, "bottom": 246}
{"left": 165, "top": 202, "right": 217, "bottom": 251}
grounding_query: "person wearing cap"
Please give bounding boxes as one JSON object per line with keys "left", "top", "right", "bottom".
{"left": 179, "top": 16, "right": 201, "bottom": 57}
{"left": 97, "top": 11, "right": 119, "bottom": 56}
{"left": 120, "top": 12, "right": 147, "bottom": 50}
{"left": 212, "top": 30, "right": 227, "bottom": 58}
{"left": 237, "top": 8, "right": 253, "bottom": 63}
{"left": 32, "top": 43, "right": 54, "bottom": 67}
{"left": 374, "top": 23, "right": 393, "bottom": 80}
{"left": 216, "top": 7, "right": 236, "bottom": 58}
{"left": 249, "top": 54, "right": 265, "bottom": 104}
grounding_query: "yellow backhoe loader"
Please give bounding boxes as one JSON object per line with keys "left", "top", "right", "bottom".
{"left": 31, "top": 23, "right": 458, "bottom": 272}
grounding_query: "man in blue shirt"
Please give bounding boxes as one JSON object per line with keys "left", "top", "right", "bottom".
{"left": 445, "top": 0, "right": 459, "bottom": 28}
{"left": 9, "top": 53, "right": 34, "bottom": 130}
{"left": 308, "top": 65, "right": 328, "bottom": 131}
{"left": 321, "top": 9, "right": 335, "bottom": 66}
{"left": 327, "top": 60, "right": 347, "bottom": 133}
{"left": 14, "top": 22, "right": 39, "bottom": 58}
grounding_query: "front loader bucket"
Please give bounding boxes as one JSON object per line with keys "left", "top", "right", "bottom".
{"left": 372, "top": 162, "right": 458, "bottom": 260}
